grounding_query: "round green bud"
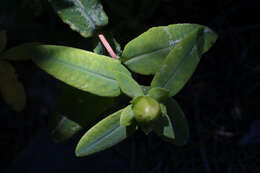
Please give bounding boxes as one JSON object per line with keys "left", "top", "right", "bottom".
{"left": 133, "top": 96, "right": 161, "bottom": 123}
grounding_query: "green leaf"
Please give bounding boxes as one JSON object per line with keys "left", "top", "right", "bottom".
{"left": 151, "top": 104, "right": 175, "bottom": 140}
{"left": 0, "top": 60, "right": 26, "bottom": 112}
{"left": 20, "top": 44, "right": 131, "bottom": 97}
{"left": 163, "top": 98, "right": 189, "bottom": 146}
{"left": 49, "top": 0, "right": 108, "bottom": 38}
{"left": 49, "top": 111, "right": 83, "bottom": 143}
{"left": 1, "top": 43, "right": 41, "bottom": 61}
{"left": 151, "top": 27, "right": 215, "bottom": 96}
{"left": 75, "top": 108, "right": 136, "bottom": 157}
{"left": 140, "top": 85, "right": 150, "bottom": 95}
{"left": 115, "top": 71, "right": 144, "bottom": 98}
{"left": 120, "top": 105, "right": 135, "bottom": 126}
{"left": 147, "top": 87, "right": 170, "bottom": 102}
{"left": 0, "top": 30, "right": 7, "bottom": 52}
{"left": 49, "top": 84, "right": 114, "bottom": 142}
{"left": 121, "top": 24, "right": 217, "bottom": 75}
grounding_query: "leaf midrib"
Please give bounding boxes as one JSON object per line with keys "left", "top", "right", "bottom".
{"left": 124, "top": 46, "right": 172, "bottom": 65}
{"left": 162, "top": 36, "right": 202, "bottom": 89}
{"left": 124, "top": 27, "right": 198, "bottom": 64}
{"left": 79, "top": 121, "right": 122, "bottom": 154}
{"left": 36, "top": 57, "right": 116, "bottom": 83}
{"left": 74, "top": 0, "right": 95, "bottom": 29}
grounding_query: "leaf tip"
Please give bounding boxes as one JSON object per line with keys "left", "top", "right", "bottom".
{"left": 75, "top": 145, "right": 85, "bottom": 157}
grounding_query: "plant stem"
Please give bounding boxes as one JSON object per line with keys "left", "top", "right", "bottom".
{"left": 98, "top": 34, "right": 118, "bottom": 59}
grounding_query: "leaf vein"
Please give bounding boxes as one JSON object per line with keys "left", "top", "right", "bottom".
{"left": 43, "top": 57, "right": 116, "bottom": 83}
{"left": 74, "top": 0, "right": 95, "bottom": 29}
{"left": 125, "top": 46, "right": 172, "bottom": 65}
{"left": 80, "top": 123, "right": 122, "bottom": 154}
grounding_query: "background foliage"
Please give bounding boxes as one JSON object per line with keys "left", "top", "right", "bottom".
{"left": 1, "top": 0, "right": 260, "bottom": 173}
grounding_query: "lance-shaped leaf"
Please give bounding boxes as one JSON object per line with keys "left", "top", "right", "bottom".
{"left": 151, "top": 27, "right": 213, "bottom": 96}
{"left": 49, "top": 0, "right": 108, "bottom": 38}
{"left": 151, "top": 104, "right": 175, "bottom": 140}
{"left": 163, "top": 98, "right": 189, "bottom": 145}
{"left": 49, "top": 84, "right": 114, "bottom": 142}
{"left": 0, "top": 30, "right": 7, "bottom": 52}
{"left": 147, "top": 87, "right": 170, "bottom": 102}
{"left": 19, "top": 44, "right": 131, "bottom": 97}
{"left": 75, "top": 108, "right": 136, "bottom": 157}
{"left": 1, "top": 43, "right": 41, "bottom": 61}
{"left": 115, "top": 71, "right": 144, "bottom": 98}
{"left": 0, "top": 60, "right": 26, "bottom": 112}
{"left": 120, "top": 105, "right": 135, "bottom": 126}
{"left": 121, "top": 24, "right": 217, "bottom": 75}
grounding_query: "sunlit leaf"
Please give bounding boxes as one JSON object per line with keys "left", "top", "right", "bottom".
{"left": 15, "top": 44, "right": 131, "bottom": 97}
{"left": 120, "top": 105, "right": 135, "bottom": 126}
{"left": 115, "top": 71, "right": 144, "bottom": 98}
{"left": 121, "top": 24, "right": 217, "bottom": 75}
{"left": 151, "top": 27, "right": 217, "bottom": 96}
{"left": 147, "top": 87, "right": 169, "bottom": 102}
{"left": 75, "top": 108, "right": 136, "bottom": 157}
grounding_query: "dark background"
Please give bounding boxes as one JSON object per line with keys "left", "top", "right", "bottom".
{"left": 1, "top": 0, "right": 260, "bottom": 172}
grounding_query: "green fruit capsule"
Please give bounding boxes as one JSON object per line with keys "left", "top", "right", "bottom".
{"left": 133, "top": 96, "right": 161, "bottom": 123}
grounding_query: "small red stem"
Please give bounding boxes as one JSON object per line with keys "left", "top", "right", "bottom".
{"left": 98, "top": 34, "right": 118, "bottom": 59}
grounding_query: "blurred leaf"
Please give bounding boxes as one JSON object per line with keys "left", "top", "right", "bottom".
{"left": 0, "top": 30, "right": 7, "bottom": 52}
{"left": 49, "top": 111, "right": 83, "bottom": 142}
{"left": 49, "top": 0, "right": 108, "bottom": 38}
{"left": 115, "top": 71, "right": 144, "bottom": 98}
{"left": 121, "top": 24, "right": 217, "bottom": 75}
{"left": 49, "top": 84, "right": 114, "bottom": 142}
{"left": 2, "top": 43, "right": 41, "bottom": 61}
{"left": 120, "top": 105, "right": 135, "bottom": 126}
{"left": 163, "top": 98, "right": 189, "bottom": 146}
{"left": 75, "top": 108, "right": 136, "bottom": 157}
{"left": 18, "top": 44, "right": 131, "bottom": 97}
{"left": 0, "top": 60, "right": 26, "bottom": 112}
{"left": 147, "top": 87, "right": 169, "bottom": 102}
{"left": 151, "top": 27, "right": 217, "bottom": 96}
